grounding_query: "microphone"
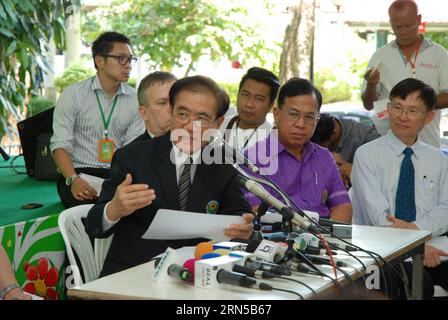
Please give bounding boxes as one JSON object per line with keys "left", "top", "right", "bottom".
{"left": 303, "top": 246, "right": 337, "bottom": 256}
{"left": 232, "top": 265, "right": 276, "bottom": 279}
{"left": 221, "top": 139, "right": 259, "bottom": 173}
{"left": 167, "top": 264, "right": 192, "bottom": 282}
{"left": 194, "top": 255, "right": 272, "bottom": 290}
{"left": 304, "top": 254, "right": 350, "bottom": 268}
{"left": 322, "top": 241, "right": 358, "bottom": 252}
{"left": 237, "top": 177, "right": 318, "bottom": 233}
{"left": 182, "top": 259, "right": 196, "bottom": 283}
{"left": 194, "top": 242, "right": 214, "bottom": 259}
{"left": 217, "top": 269, "right": 273, "bottom": 291}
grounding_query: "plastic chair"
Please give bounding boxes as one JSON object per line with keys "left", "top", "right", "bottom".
{"left": 58, "top": 204, "right": 113, "bottom": 287}
{"left": 434, "top": 285, "right": 448, "bottom": 299}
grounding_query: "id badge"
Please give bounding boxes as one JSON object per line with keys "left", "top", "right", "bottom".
{"left": 98, "top": 139, "right": 115, "bottom": 163}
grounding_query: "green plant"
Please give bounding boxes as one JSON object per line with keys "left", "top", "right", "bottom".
{"left": 219, "top": 82, "right": 240, "bottom": 107}
{"left": 127, "top": 77, "right": 137, "bottom": 89}
{"left": 83, "top": 0, "right": 278, "bottom": 75}
{"left": 53, "top": 63, "right": 95, "bottom": 93}
{"left": 314, "top": 70, "right": 352, "bottom": 104}
{"left": 0, "top": 0, "right": 80, "bottom": 138}
{"left": 28, "top": 97, "right": 55, "bottom": 116}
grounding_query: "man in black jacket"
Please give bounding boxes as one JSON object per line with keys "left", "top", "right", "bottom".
{"left": 131, "top": 71, "right": 177, "bottom": 143}
{"left": 86, "top": 75, "right": 253, "bottom": 277}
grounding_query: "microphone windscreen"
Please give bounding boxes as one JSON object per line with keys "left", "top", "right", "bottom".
{"left": 212, "top": 249, "right": 230, "bottom": 256}
{"left": 194, "top": 242, "right": 214, "bottom": 260}
{"left": 201, "top": 252, "right": 221, "bottom": 260}
{"left": 245, "top": 239, "right": 261, "bottom": 253}
{"left": 182, "top": 259, "right": 196, "bottom": 283}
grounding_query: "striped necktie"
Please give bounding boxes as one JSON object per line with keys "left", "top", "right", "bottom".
{"left": 395, "top": 147, "right": 416, "bottom": 222}
{"left": 178, "top": 157, "right": 192, "bottom": 211}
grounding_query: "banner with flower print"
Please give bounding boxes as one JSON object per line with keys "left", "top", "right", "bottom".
{"left": 0, "top": 214, "right": 66, "bottom": 300}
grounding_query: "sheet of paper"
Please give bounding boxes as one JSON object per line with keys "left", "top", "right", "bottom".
{"left": 79, "top": 173, "right": 105, "bottom": 196}
{"left": 141, "top": 209, "right": 244, "bottom": 242}
{"left": 372, "top": 60, "right": 388, "bottom": 77}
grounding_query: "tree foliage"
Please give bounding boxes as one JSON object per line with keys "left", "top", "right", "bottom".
{"left": 83, "top": 0, "right": 278, "bottom": 75}
{"left": 0, "top": 0, "right": 79, "bottom": 138}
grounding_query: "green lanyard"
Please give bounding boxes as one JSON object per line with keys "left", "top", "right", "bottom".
{"left": 94, "top": 90, "right": 119, "bottom": 139}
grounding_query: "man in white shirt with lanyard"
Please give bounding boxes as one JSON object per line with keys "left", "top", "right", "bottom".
{"left": 361, "top": 0, "right": 448, "bottom": 148}
{"left": 352, "top": 78, "right": 448, "bottom": 298}
{"left": 219, "top": 67, "right": 280, "bottom": 152}
{"left": 51, "top": 32, "right": 144, "bottom": 208}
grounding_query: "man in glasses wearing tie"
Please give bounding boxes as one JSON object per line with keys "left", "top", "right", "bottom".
{"left": 51, "top": 32, "right": 144, "bottom": 208}
{"left": 86, "top": 76, "right": 253, "bottom": 277}
{"left": 351, "top": 78, "right": 448, "bottom": 298}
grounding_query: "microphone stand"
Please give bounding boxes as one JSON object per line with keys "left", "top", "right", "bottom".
{"left": 251, "top": 201, "right": 269, "bottom": 241}
{"left": 277, "top": 214, "right": 296, "bottom": 265}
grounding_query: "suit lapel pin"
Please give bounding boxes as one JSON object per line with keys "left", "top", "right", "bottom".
{"left": 206, "top": 200, "right": 219, "bottom": 214}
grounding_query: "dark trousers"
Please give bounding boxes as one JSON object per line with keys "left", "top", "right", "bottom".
{"left": 57, "top": 167, "right": 110, "bottom": 208}
{"left": 383, "top": 261, "right": 448, "bottom": 299}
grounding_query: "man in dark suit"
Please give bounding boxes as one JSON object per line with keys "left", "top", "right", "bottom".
{"left": 131, "top": 71, "right": 177, "bottom": 143}
{"left": 86, "top": 75, "right": 253, "bottom": 277}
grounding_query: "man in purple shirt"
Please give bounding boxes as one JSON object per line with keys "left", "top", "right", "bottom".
{"left": 244, "top": 78, "right": 352, "bottom": 222}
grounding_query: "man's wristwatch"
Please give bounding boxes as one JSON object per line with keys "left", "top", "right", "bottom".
{"left": 65, "top": 174, "right": 79, "bottom": 186}
{"left": 0, "top": 283, "right": 20, "bottom": 299}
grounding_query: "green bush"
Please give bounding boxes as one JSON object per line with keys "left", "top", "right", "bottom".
{"left": 28, "top": 97, "right": 55, "bottom": 116}
{"left": 314, "top": 71, "right": 352, "bottom": 104}
{"left": 219, "top": 82, "right": 240, "bottom": 107}
{"left": 127, "top": 77, "right": 137, "bottom": 88}
{"left": 54, "top": 63, "right": 95, "bottom": 93}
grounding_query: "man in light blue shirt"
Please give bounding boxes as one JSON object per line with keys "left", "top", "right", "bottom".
{"left": 351, "top": 78, "right": 448, "bottom": 296}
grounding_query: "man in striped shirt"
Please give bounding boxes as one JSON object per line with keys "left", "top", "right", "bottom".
{"left": 50, "top": 32, "right": 144, "bottom": 208}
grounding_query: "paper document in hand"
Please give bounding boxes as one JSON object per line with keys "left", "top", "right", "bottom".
{"left": 79, "top": 173, "right": 105, "bottom": 196}
{"left": 142, "top": 209, "right": 244, "bottom": 242}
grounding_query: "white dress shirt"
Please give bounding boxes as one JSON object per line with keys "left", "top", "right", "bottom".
{"left": 351, "top": 131, "right": 448, "bottom": 236}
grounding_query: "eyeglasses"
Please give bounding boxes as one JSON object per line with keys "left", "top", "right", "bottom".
{"left": 282, "top": 109, "right": 320, "bottom": 125}
{"left": 103, "top": 54, "right": 138, "bottom": 66}
{"left": 388, "top": 103, "right": 426, "bottom": 118}
{"left": 173, "top": 111, "right": 215, "bottom": 127}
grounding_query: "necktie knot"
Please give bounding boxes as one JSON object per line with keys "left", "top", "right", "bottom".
{"left": 403, "top": 147, "right": 413, "bottom": 157}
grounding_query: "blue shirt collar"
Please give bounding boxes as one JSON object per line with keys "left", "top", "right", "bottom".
{"left": 386, "top": 130, "right": 423, "bottom": 160}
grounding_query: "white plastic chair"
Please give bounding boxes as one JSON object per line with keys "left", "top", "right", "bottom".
{"left": 434, "top": 285, "right": 448, "bottom": 299}
{"left": 58, "top": 204, "right": 113, "bottom": 287}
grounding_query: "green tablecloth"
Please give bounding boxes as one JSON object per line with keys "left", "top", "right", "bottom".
{"left": 0, "top": 157, "right": 64, "bottom": 227}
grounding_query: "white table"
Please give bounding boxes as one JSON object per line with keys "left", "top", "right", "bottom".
{"left": 67, "top": 225, "right": 430, "bottom": 300}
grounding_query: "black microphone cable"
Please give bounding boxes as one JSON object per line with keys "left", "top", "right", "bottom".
{"left": 277, "top": 276, "right": 317, "bottom": 296}
{"left": 271, "top": 287, "right": 304, "bottom": 300}
{"left": 235, "top": 155, "right": 406, "bottom": 299}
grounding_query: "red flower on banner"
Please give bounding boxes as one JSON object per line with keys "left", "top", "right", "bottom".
{"left": 231, "top": 60, "right": 242, "bottom": 69}
{"left": 23, "top": 258, "right": 59, "bottom": 300}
